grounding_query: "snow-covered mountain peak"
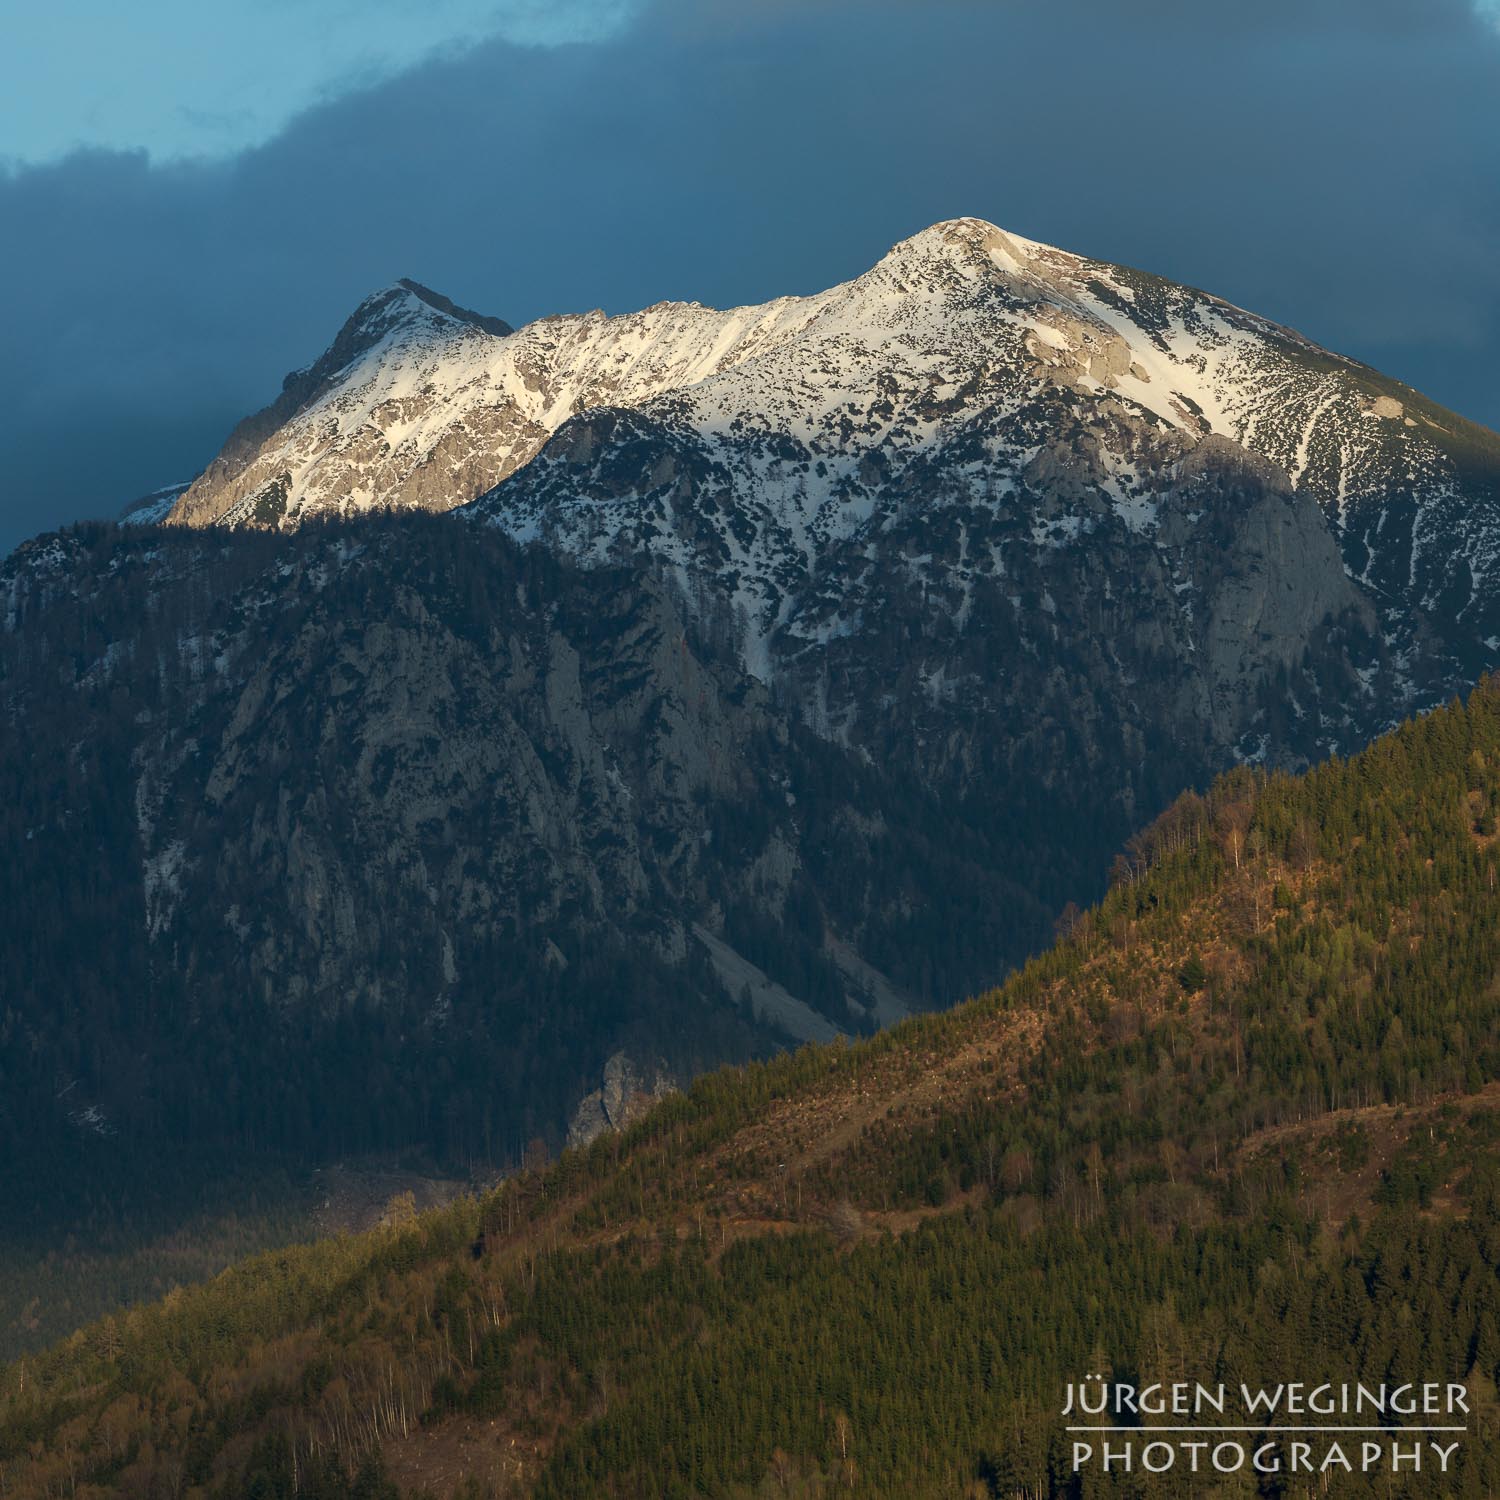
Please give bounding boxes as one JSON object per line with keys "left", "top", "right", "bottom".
{"left": 305, "top": 281, "right": 455, "bottom": 382}
{"left": 864, "top": 218, "right": 1115, "bottom": 321}
{"left": 317, "top": 277, "right": 514, "bottom": 383}
{"left": 347, "top": 279, "right": 432, "bottom": 329}
{"left": 873, "top": 216, "right": 1037, "bottom": 277}
{"left": 387, "top": 278, "right": 513, "bottom": 338}
{"left": 346, "top": 278, "right": 513, "bottom": 338}
{"left": 165, "top": 218, "right": 1128, "bottom": 535}
{"left": 162, "top": 217, "right": 1500, "bottom": 683}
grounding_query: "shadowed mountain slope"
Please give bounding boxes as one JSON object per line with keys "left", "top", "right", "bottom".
{"left": 8, "top": 679, "right": 1500, "bottom": 1495}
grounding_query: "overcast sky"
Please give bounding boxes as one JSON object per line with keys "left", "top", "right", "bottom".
{"left": 2, "top": 0, "right": 1498, "bottom": 555}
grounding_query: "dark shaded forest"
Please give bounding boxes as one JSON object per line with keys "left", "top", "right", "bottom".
{"left": 8, "top": 677, "right": 1500, "bottom": 1494}
{"left": 0, "top": 515, "right": 1081, "bottom": 1357}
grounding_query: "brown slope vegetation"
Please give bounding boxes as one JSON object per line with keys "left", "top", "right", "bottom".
{"left": 8, "top": 680, "right": 1500, "bottom": 1496}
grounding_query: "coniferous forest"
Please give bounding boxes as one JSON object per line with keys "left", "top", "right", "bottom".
{"left": 8, "top": 676, "right": 1500, "bottom": 1495}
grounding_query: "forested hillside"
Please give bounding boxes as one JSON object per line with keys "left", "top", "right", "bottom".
{"left": 1, "top": 513, "right": 1061, "bottom": 1356}
{"left": 8, "top": 678, "right": 1500, "bottom": 1495}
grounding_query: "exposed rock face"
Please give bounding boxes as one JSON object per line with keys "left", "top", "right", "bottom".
{"left": 567, "top": 1052, "right": 677, "bottom": 1149}
{"left": 1, "top": 519, "right": 1038, "bottom": 1167}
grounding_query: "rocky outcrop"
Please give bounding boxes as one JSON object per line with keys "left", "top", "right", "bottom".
{"left": 567, "top": 1052, "right": 677, "bottom": 1149}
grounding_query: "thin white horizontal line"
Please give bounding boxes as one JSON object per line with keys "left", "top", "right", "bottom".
{"left": 1065, "top": 1426, "right": 1468, "bottom": 1434}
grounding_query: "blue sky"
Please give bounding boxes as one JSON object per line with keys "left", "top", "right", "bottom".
{"left": 1, "top": 0, "right": 1498, "bottom": 554}
{"left": 0, "top": 0, "right": 632, "bottom": 164}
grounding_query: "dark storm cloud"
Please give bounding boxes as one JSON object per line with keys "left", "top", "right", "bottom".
{"left": 2, "top": 0, "right": 1497, "bottom": 553}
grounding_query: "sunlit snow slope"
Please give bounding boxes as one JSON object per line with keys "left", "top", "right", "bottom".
{"left": 170, "top": 219, "right": 1500, "bottom": 685}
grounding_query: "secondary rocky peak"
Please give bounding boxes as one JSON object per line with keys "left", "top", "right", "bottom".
{"left": 331, "top": 277, "right": 511, "bottom": 363}
{"left": 157, "top": 216, "right": 1500, "bottom": 683}
{"left": 390, "top": 278, "right": 513, "bottom": 339}
{"left": 13, "top": 222, "right": 1500, "bottom": 1290}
